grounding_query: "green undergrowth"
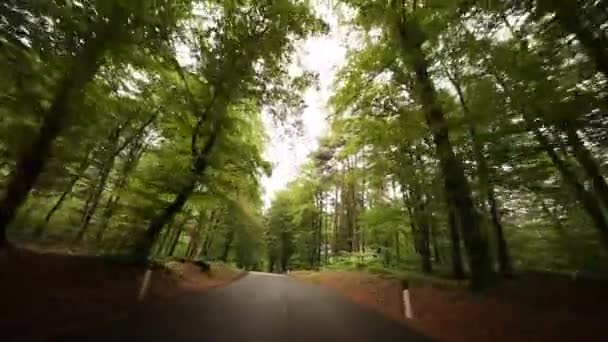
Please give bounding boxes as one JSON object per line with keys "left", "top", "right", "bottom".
{"left": 312, "top": 252, "right": 469, "bottom": 290}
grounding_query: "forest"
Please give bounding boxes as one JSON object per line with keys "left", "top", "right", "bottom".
{"left": 1, "top": 0, "right": 608, "bottom": 294}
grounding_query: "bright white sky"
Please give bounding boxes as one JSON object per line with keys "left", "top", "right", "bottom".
{"left": 261, "top": 3, "right": 346, "bottom": 207}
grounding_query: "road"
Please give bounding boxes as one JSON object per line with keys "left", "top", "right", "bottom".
{"left": 59, "top": 272, "right": 430, "bottom": 341}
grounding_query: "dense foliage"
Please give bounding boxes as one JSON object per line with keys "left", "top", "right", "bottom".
{"left": 0, "top": 0, "right": 324, "bottom": 268}
{"left": 3, "top": 1, "right": 608, "bottom": 291}
{"left": 264, "top": 0, "right": 608, "bottom": 290}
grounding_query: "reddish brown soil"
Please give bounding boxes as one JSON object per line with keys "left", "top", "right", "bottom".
{"left": 0, "top": 248, "right": 241, "bottom": 341}
{"left": 293, "top": 270, "right": 608, "bottom": 341}
{"left": 291, "top": 271, "right": 406, "bottom": 320}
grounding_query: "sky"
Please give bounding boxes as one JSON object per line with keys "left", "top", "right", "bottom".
{"left": 261, "top": 3, "right": 346, "bottom": 207}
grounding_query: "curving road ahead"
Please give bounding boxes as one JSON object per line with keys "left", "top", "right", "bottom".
{"left": 59, "top": 272, "right": 430, "bottom": 341}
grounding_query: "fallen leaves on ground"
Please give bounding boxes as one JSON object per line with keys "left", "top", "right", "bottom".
{"left": 292, "top": 270, "right": 608, "bottom": 341}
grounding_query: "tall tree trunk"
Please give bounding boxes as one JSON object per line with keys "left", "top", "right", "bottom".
{"left": 417, "top": 203, "right": 432, "bottom": 273}
{"left": 487, "top": 186, "right": 512, "bottom": 274}
{"left": 0, "top": 30, "right": 112, "bottom": 248}
{"left": 446, "top": 64, "right": 513, "bottom": 276}
{"left": 402, "top": 188, "right": 419, "bottom": 255}
{"left": 280, "top": 230, "right": 291, "bottom": 272}
{"left": 333, "top": 187, "right": 340, "bottom": 254}
{"left": 395, "top": 230, "right": 401, "bottom": 263}
{"left": 324, "top": 203, "right": 329, "bottom": 264}
{"left": 309, "top": 209, "right": 315, "bottom": 266}
{"left": 448, "top": 206, "right": 466, "bottom": 279}
{"left": 359, "top": 176, "right": 366, "bottom": 253}
{"left": 310, "top": 195, "right": 317, "bottom": 266}
{"left": 319, "top": 194, "right": 324, "bottom": 265}
{"left": 431, "top": 223, "right": 442, "bottom": 265}
{"left": 396, "top": 16, "right": 493, "bottom": 290}
{"left": 336, "top": 169, "right": 351, "bottom": 252}
{"left": 268, "top": 254, "right": 275, "bottom": 273}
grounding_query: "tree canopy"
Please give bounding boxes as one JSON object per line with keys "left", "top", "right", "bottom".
{"left": 2, "top": 0, "right": 608, "bottom": 291}
{"left": 264, "top": 0, "right": 608, "bottom": 290}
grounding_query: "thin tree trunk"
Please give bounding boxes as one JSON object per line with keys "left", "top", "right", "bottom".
{"left": 187, "top": 213, "right": 206, "bottom": 259}
{"left": 95, "top": 194, "right": 119, "bottom": 244}
{"left": 333, "top": 186, "right": 339, "bottom": 254}
{"left": 395, "top": 230, "right": 401, "bottom": 263}
{"left": 186, "top": 236, "right": 196, "bottom": 259}
{"left": 545, "top": 1, "right": 608, "bottom": 80}
{"left": 96, "top": 143, "right": 147, "bottom": 243}
{"left": 134, "top": 128, "right": 218, "bottom": 261}
{"left": 431, "top": 224, "right": 442, "bottom": 265}
{"left": 564, "top": 124, "right": 608, "bottom": 211}
{"left": 135, "top": 179, "right": 196, "bottom": 261}
{"left": 42, "top": 185, "right": 75, "bottom": 223}
{"left": 201, "top": 223, "right": 217, "bottom": 258}
{"left": 532, "top": 126, "right": 608, "bottom": 249}
{"left": 198, "top": 210, "right": 219, "bottom": 258}
{"left": 77, "top": 115, "right": 153, "bottom": 243}
{"left": 418, "top": 206, "right": 432, "bottom": 274}
{"left": 448, "top": 201, "right": 466, "bottom": 279}
{"left": 168, "top": 217, "right": 189, "bottom": 257}
{"left": 324, "top": 196, "right": 330, "bottom": 264}
{"left": 539, "top": 199, "right": 566, "bottom": 231}
{"left": 38, "top": 146, "right": 94, "bottom": 234}
{"left": 75, "top": 150, "right": 117, "bottom": 242}
{"left": 490, "top": 67, "right": 608, "bottom": 251}
{"left": 221, "top": 228, "right": 235, "bottom": 262}
{"left": 155, "top": 222, "right": 175, "bottom": 257}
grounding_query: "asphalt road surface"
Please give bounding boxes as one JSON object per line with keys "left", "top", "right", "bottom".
{"left": 59, "top": 272, "right": 430, "bottom": 341}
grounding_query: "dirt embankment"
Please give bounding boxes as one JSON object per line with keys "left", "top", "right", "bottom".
{"left": 0, "top": 249, "right": 243, "bottom": 341}
{"left": 292, "top": 270, "right": 608, "bottom": 341}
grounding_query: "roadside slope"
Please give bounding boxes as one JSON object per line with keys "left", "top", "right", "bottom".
{"left": 0, "top": 249, "right": 242, "bottom": 341}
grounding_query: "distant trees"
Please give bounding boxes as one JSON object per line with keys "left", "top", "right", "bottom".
{"left": 265, "top": 0, "right": 608, "bottom": 291}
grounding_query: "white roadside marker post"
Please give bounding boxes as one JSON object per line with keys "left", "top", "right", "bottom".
{"left": 401, "top": 280, "right": 413, "bottom": 319}
{"left": 138, "top": 269, "right": 153, "bottom": 301}
{"left": 403, "top": 289, "right": 413, "bottom": 319}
